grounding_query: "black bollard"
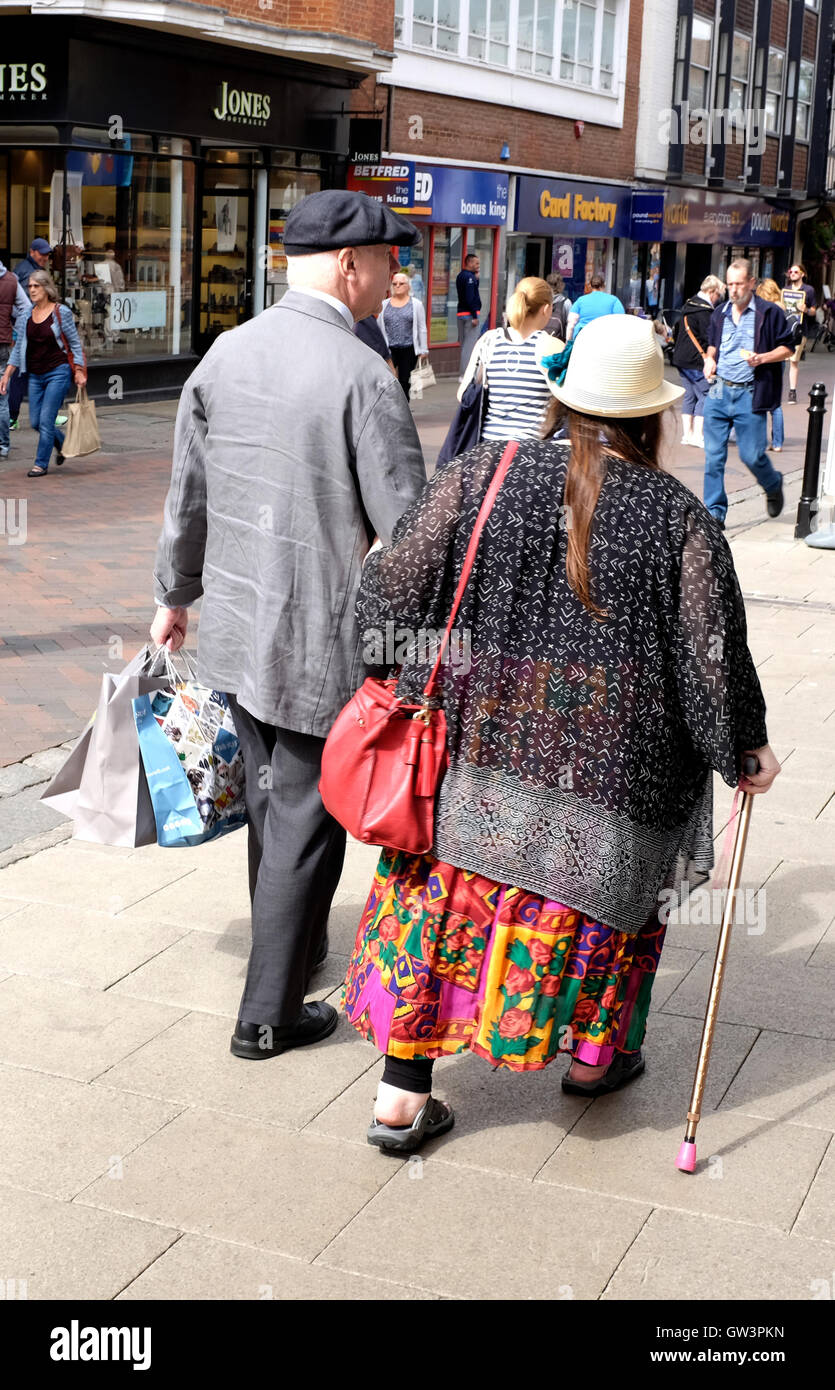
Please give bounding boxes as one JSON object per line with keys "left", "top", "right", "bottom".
{"left": 795, "top": 382, "right": 827, "bottom": 538}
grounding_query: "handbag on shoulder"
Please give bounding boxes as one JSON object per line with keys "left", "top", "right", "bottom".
{"left": 319, "top": 440, "right": 519, "bottom": 853}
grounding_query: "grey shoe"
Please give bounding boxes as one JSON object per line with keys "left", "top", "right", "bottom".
{"left": 367, "top": 1096, "right": 454, "bottom": 1154}
{"left": 561, "top": 1049, "right": 645, "bottom": 1097}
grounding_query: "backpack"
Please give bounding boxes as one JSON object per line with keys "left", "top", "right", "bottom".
{"left": 783, "top": 308, "right": 804, "bottom": 346}
{"left": 547, "top": 294, "right": 568, "bottom": 337}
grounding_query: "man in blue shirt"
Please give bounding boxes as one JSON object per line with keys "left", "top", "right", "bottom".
{"left": 456, "top": 253, "right": 481, "bottom": 376}
{"left": 566, "top": 273, "right": 624, "bottom": 339}
{"left": 703, "top": 258, "right": 794, "bottom": 526}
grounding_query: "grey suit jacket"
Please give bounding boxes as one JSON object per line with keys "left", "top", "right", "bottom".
{"left": 153, "top": 290, "right": 426, "bottom": 736}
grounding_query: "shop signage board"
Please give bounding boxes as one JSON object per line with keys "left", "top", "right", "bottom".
{"left": 106, "top": 291, "right": 167, "bottom": 331}
{"left": 516, "top": 177, "right": 632, "bottom": 238}
{"left": 661, "top": 189, "right": 793, "bottom": 246}
{"left": 348, "top": 163, "right": 510, "bottom": 224}
{"left": 348, "top": 118, "right": 383, "bottom": 164}
{"left": 630, "top": 191, "right": 665, "bottom": 241}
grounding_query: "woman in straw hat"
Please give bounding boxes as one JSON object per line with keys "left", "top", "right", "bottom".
{"left": 343, "top": 315, "right": 780, "bottom": 1154}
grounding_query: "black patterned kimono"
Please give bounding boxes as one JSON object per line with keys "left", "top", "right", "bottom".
{"left": 355, "top": 437, "right": 768, "bottom": 938}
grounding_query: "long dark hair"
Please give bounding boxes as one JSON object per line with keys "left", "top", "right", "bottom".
{"left": 543, "top": 400, "right": 663, "bottom": 619}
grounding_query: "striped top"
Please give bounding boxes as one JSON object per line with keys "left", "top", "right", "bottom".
{"left": 482, "top": 330, "right": 552, "bottom": 442}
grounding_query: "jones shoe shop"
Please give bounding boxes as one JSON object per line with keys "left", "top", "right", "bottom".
{"left": 0, "top": 18, "right": 357, "bottom": 398}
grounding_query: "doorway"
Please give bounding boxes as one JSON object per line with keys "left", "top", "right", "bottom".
{"left": 198, "top": 154, "right": 255, "bottom": 352}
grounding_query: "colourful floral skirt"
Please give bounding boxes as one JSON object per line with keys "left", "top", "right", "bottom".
{"left": 342, "top": 849, "right": 667, "bottom": 1072}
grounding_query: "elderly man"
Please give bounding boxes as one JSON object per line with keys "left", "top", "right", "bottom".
{"left": 702, "top": 258, "right": 794, "bottom": 527}
{"left": 150, "top": 191, "right": 426, "bottom": 1059}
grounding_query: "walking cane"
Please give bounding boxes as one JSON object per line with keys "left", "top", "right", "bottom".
{"left": 675, "top": 754, "right": 759, "bottom": 1173}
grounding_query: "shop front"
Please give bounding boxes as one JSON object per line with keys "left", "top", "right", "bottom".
{"left": 348, "top": 160, "right": 510, "bottom": 373}
{"left": 513, "top": 176, "right": 634, "bottom": 305}
{"left": 655, "top": 188, "right": 795, "bottom": 315}
{"left": 0, "top": 19, "right": 352, "bottom": 398}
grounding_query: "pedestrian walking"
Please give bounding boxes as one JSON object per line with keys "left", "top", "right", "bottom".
{"left": 458, "top": 276, "right": 555, "bottom": 443}
{"left": 377, "top": 269, "right": 428, "bottom": 398}
{"left": 8, "top": 237, "right": 51, "bottom": 433}
{"left": 544, "top": 272, "right": 571, "bottom": 337}
{"left": 702, "top": 258, "right": 794, "bottom": 527}
{"left": 0, "top": 260, "right": 29, "bottom": 459}
{"left": 671, "top": 275, "right": 725, "bottom": 448}
{"left": 565, "top": 272, "right": 624, "bottom": 340}
{"left": 456, "top": 252, "right": 481, "bottom": 376}
{"left": 0, "top": 270, "right": 86, "bottom": 477}
{"left": 150, "top": 190, "right": 427, "bottom": 1061}
{"left": 783, "top": 262, "right": 816, "bottom": 404}
{"left": 342, "top": 314, "right": 780, "bottom": 1153}
{"left": 756, "top": 279, "right": 789, "bottom": 452}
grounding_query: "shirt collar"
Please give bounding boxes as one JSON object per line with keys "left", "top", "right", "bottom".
{"left": 723, "top": 298, "right": 756, "bottom": 317}
{"left": 291, "top": 287, "right": 354, "bottom": 327}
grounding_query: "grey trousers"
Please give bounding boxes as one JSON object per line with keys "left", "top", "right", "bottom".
{"left": 458, "top": 316, "right": 481, "bottom": 376}
{"left": 227, "top": 695, "right": 346, "bottom": 1028}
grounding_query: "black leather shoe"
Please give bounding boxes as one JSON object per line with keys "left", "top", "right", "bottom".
{"left": 766, "top": 479, "right": 784, "bottom": 518}
{"left": 230, "top": 1001, "right": 338, "bottom": 1059}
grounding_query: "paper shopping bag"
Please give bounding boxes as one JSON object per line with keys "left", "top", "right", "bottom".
{"left": 41, "top": 645, "right": 171, "bottom": 846}
{"left": 62, "top": 387, "right": 101, "bottom": 459}
{"left": 133, "top": 680, "right": 246, "bottom": 848}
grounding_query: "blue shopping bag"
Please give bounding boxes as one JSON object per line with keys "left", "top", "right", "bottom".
{"left": 132, "top": 681, "right": 246, "bottom": 848}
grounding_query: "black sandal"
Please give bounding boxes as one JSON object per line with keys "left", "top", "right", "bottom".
{"left": 27, "top": 467, "right": 48, "bottom": 477}
{"left": 561, "top": 1050, "right": 645, "bottom": 1097}
{"left": 367, "top": 1096, "right": 454, "bottom": 1154}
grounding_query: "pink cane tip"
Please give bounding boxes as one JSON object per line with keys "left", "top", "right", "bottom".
{"left": 676, "top": 1139, "right": 697, "bottom": 1173}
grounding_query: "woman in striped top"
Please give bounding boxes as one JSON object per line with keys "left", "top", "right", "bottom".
{"left": 458, "top": 277, "right": 556, "bottom": 443}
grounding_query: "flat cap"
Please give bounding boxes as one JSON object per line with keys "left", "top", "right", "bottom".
{"left": 283, "top": 189, "right": 419, "bottom": 256}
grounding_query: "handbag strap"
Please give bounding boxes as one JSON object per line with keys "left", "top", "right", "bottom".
{"left": 683, "top": 315, "right": 707, "bottom": 361}
{"left": 423, "top": 439, "right": 519, "bottom": 700}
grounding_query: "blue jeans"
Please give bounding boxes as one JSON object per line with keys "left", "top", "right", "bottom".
{"left": 770, "top": 406, "right": 784, "bottom": 448}
{"left": 28, "top": 363, "right": 71, "bottom": 472}
{"left": 0, "top": 345, "right": 9, "bottom": 451}
{"left": 703, "top": 381, "right": 782, "bottom": 521}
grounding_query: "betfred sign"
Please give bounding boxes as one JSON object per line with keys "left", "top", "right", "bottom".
{"left": 347, "top": 163, "right": 416, "bottom": 211}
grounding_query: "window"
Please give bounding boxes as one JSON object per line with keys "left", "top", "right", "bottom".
{"left": 765, "top": 48, "right": 784, "bottom": 133}
{"left": 396, "top": 0, "right": 620, "bottom": 90}
{"left": 730, "top": 32, "right": 750, "bottom": 111}
{"left": 796, "top": 58, "right": 814, "bottom": 140}
{"left": 415, "top": 0, "right": 460, "bottom": 52}
{"left": 689, "top": 16, "right": 712, "bottom": 106}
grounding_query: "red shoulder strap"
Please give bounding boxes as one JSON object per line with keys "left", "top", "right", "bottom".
{"left": 423, "top": 440, "right": 519, "bottom": 699}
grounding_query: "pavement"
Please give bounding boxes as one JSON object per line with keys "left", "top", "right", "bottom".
{"left": 0, "top": 363, "right": 833, "bottom": 1301}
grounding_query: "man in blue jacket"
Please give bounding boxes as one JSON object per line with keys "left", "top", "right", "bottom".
{"left": 703, "top": 258, "right": 794, "bottom": 526}
{"left": 456, "top": 252, "right": 481, "bottom": 376}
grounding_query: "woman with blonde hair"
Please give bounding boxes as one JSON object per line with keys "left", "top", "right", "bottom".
{"left": 458, "top": 276, "right": 555, "bottom": 442}
{"left": 0, "top": 268, "right": 86, "bottom": 476}
{"left": 756, "top": 278, "right": 787, "bottom": 451}
{"left": 342, "top": 314, "right": 779, "bottom": 1152}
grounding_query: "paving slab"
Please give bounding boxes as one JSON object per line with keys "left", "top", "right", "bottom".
{"left": 0, "top": 838, "right": 196, "bottom": 911}
{"left": 0, "top": 902, "right": 185, "bottom": 989}
{"left": 793, "top": 1137, "right": 835, "bottom": 1245}
{"left": 76, "top": 1107, "right": 404, "bottom": 1261}
{"left": 318, "top": 1159, "right": 650, "bottom": 1300}
{"left": 116, "top": 1232, "right": 437, "bottom": 1300}
{"left": 664, "top": 859, "right": 832, "bottom": 958}
{"left": 719, "top": 1031, "right": 835, "bottom": 1132}
{"left": 0, "top": 899, "right": 25, "bottom": 923}
{"left": 109, "top": 927, "right": 250, "bottom": 1017}
{"left": 98, "top": 1010, "right": 377, "bottom": 1129}
{"left": 0, "top": 974, "right": 186, "bottom": 1081}
{"left": 662, "top": 946, "right": 835, "bottom": 1039}
{"left": 807, "top": 917, "right": 835, "bottom": 968}
{"left": 0, "top": 1062, "right": 180, "bottom": 1200}
{"left": 118, "top": 866, "right": 251, "bottom": 935}
{"left": 0, "top": 1185, "right": 179, "bottom": 1300}
{"left": 603, "top": 1208, "right": 835, "bottom": 1300}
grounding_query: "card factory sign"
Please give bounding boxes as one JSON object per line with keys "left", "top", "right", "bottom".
{"left": 212, "top": 81, "right": 271, "bottom": 126}
{"left": 0, "top": 62, "right": 47, "bottom": 99}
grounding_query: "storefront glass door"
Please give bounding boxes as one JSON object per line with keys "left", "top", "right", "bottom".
{"left": 199, "top": 159, "right": 254, "bottom": 350}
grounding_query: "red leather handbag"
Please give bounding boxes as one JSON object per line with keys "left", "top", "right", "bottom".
{"left": 319, "top": 441, "right": 518, "bottom": 854}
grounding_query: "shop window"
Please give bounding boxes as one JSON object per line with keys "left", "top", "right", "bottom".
{"left": 57, "top": 149, "right": 195, "bottom": 361}
{"left": 9, "top": 147, "right": 60, "bottom": 266}
{"left": 765, "top": 48, "right": 784, "bottom": 134}
{"left": 468, "top": 227, "right": 494, "bottom": 324}
{"left": 398, "top": 228, "right": 428, "bottom": 307}
{"left": 0, "top": 156, "right": 7, "bottom": 257}
{"left": 265, "top": 163, "right": 322, "bottom": 305}
{"left": 429, "top": 226, "right": 464, "bottom": 344}
{"left": 796, "top": 59, "right": 814, "bottom": 141}
{"left": 72, "top": 127, "right": 154, "bottom": 152}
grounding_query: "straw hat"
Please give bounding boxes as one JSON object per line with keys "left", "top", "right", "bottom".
{"left": 535, "top": 314, "right": 684, "bottom": 418}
